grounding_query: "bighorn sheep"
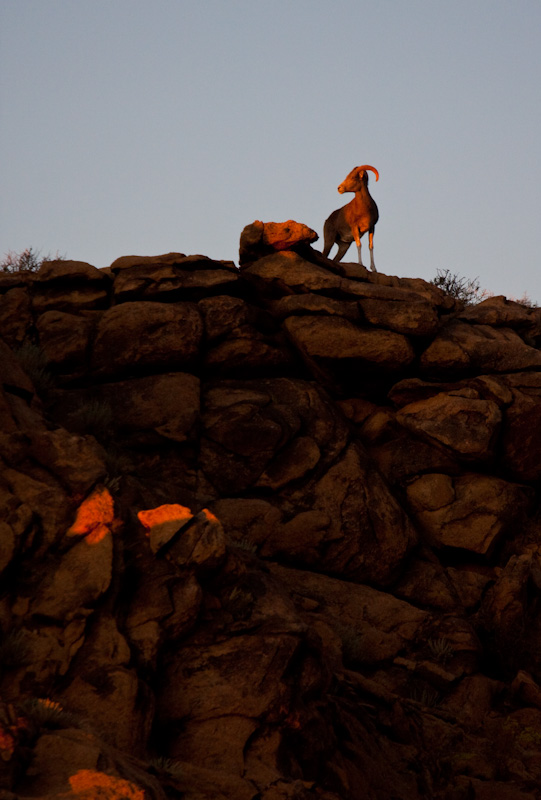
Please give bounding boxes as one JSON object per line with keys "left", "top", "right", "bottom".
{"left": 322, "top": 165, "right": 379, "bottom": 271}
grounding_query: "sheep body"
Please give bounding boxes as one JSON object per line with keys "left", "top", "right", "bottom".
{"left": 322, "top": 165, "right": 379, "bottom": 271}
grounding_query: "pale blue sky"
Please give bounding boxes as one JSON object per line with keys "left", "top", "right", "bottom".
{"left": 1, "top": 0, "right": 540, "bottom": 302}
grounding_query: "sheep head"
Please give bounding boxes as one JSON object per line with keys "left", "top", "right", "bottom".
{"left": 338, "top": 165, "right": 379, "bottom": 194}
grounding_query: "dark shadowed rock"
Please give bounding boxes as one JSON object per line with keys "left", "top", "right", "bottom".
{"left": 406, "top": 472, "right": 529, "bottom": 553}
{"left": 1, "top": 234, "right": 541, "bottom": 799}
{"left": 36, "top": 309, "right": 96, "bottom": 371}
{"left": 500, "top": 373, "right": 541, "bottom": 480}
{"left": 397, "top": 389, "right": 502, "bottom": 461}
{"left": 283, "top": 315, "right": 415, "bottom": 371}
{"left": 0, "top": 288, "right": 32, "bottom": 347}
{"left": 91, "top": 300, "right": 203, "bottom": 376}
{"left": 420, "top": 319, "right": 541, "bottom": 375}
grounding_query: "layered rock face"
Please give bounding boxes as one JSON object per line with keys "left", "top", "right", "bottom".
{"left": 0, "top": 222, "right": 540, "bottom": 799}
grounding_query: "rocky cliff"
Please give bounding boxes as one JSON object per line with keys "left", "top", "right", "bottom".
{"left": 0, "top": 220, "right": 540, "bottom": 800}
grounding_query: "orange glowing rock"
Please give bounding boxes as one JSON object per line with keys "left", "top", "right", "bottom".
{"left": 69, "top": 769, "right": 145, "bottom": 798}
{"left": 201, "top": 508, "right": 218, "bottom": 523}
{"left": 0, "top": 728, "right": 15, "bottom": 757}
{"left": 67, "top": 486, "right": 115, "bottom": 545}
{"left": 138, "top": 503, "right": 193, "bottom": 530}
{"left": 138, "top": 503, "right": 194, "bottom": 553}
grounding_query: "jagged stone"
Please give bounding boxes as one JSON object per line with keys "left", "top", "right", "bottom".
{"left": 397, "top": 389, "right": 502, "bottom": 460}
{"left": 406, "top": 472, "right": 529, "bottom": 553}
{"left": 165, "top": 509, "right": 227, "bottom": 575}
{"left": 285, "top": 442, "right": 417, "bottom": 585}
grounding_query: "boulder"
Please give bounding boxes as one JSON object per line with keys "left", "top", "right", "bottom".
{"left": 91, "top": 301, "right": 203, "bottom": 376}
{"left": 500, "top": 373, "right": 541, "bottom": 480}
{"left": 420, "top": 319, "right": 541, "bottom": 375}
{"left": 300, "top": 443, "right": 417, "bottom": 584}
{"left": 458, "top": 295, "right": 536, "bottom": 328}
{"left": 0, "top": 288, "right": 32, "bottom": 347}
{"left": 29, "top": 428, "right": 106, "bottom": 494}
{"left": 36, "top": 310, "right": 96, "bottom": 372}
{"left": 397, "top": 389, "right": 502, "bottom": 461}
{"left": 283, "top": 315, "right": 415, "bottom": 371}
{"left": 357, "top": 291, "right": 439, "bottom": 336}
{"left": 32, "top": 260, "right": 110, "bottom": 313}
{"left": 406, "top": 472, "right": 529, "bottom": 554}
{"left": 270, "top": 563, "right": 429, "bottom": 666}
{"left": 200, "top": 378, "right": 349, "bottom": 495}
{"left": 98, "top": 372, "right": 200, "bottom": 444}
{"left": 157, "top": 632, "right": 301, "bottom": 769}
{"left": 61, "top": 667, "right": 152, "bottom": 755}
{"left": 112, "top": 256, "right": 239, "bottom": 301}
{"left": 2, "top": 466, "right": 72, "bottom": 551}
{"left": 239, "top": 220, "right": 318, "bottom": 265}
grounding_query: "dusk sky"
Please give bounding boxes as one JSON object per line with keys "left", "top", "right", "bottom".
{"left": 1, "top": 1, "right": 540, "bottom": 302}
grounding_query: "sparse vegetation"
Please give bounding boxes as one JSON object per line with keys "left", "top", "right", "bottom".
{"left": 431, "top": 268, "right": 487, "bottom": 306}
{"left": 0, "top": 247, "right": 65, "bottom": 273}
{"left": 18, "top": 697, "right": 81, "bottom": 730}
{"left": 229, "top": 536, "right": 258, "bottom": 554}
{"left": 227, "top": 586, "right": 255, "bottom": 619}
{"left": 408, "top": 684, "right": 441, "bottom": 708}
{"left": 70, "top": 398, "right": 115, "bottom": 442}
{"left": 427, "top": 637, "right": 454, "bottom": 665}
{"left": 148, "top": 756, "right": 184, "bottom": 778}
{"left": 14, "top": 342, "right": 55, "bottom": 400}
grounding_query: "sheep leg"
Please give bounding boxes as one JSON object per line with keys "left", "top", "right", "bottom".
{"left": 333, "top": 240, "right": 352, "bottom": 262}
{"left": 368, "top": 231, "right": 377, "bottom": 272}
{"left": 354, "top": 231, "right": 364, "bottom": 267}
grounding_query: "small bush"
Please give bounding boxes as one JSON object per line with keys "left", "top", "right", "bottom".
{"left": 0, "top": 248, "right": 65, "bottom": 274}
{"left": 427, "top": 637, "right": 454, "bottom": 665}
{"left": 431, "top": 269, "right": 487, "bottom": 306}
{"left": 18, "top": 697, "right": 81, "bottom": 730}
{"left": 408, "top": 684, "right": 441, "bottom": 708}
{"left": 148, "top": 757, "right": 184, "bottom": 778}
{"left": 229, "top": 536, "right": 258, "bottom": 554}
{"left": 70, "top": 398, "right": 115, "bottom": 442}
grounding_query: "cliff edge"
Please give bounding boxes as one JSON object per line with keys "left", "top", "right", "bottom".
{"left": 0, "top": 222, "right": 540, "bottom": 799}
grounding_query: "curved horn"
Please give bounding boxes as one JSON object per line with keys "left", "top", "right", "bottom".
{"left": 358, "top": 165, "right": 379, "bottom": 182}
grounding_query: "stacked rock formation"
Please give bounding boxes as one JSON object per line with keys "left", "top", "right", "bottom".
{"left": 0, "top": 219, "right": 540, "bottom": 799}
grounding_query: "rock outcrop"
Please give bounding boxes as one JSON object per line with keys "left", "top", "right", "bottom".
{"left": 0, "top": 224, "right": 540, "bottom": 799}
